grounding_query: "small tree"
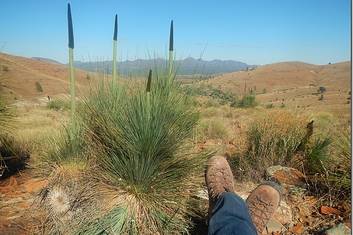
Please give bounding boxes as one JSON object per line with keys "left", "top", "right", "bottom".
{"left": 35, "top": 81, "right": 43, "bottom": 93}
{"left": 237, "top": 94, "right": 257, "bottom": 108}
{"left": 318, "top": 86, "right": 326, "bottom": 94}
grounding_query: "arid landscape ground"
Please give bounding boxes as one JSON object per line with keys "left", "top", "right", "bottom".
{"left": 0, "top": 52, "right": 351, "bottom": 234}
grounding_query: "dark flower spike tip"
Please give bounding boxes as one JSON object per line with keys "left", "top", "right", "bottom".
{"left": 146, "top": 69, "right": 152, "bottom": 92}
{"left": 169, "top": 20, "right": 173, "bottom": 51}
{"left": 67, "top": 3, "right": 74, "bottom": 49}
{"left": 113, "top": 14, "right": 118, "bottom": 41}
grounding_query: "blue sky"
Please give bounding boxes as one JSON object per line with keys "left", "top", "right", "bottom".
{"left": 0, "top": 0, "right": 350, "bottom": 65}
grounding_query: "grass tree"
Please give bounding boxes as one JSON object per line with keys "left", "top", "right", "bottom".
{"left": 77, "top": 72, "right": 205, "bottom": 234}
{"left": 38, "top": 7, "right": 206, "bottom": 233}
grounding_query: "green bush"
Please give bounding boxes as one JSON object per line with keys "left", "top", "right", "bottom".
{"left": 265, "top": 103, "right": 274, "bottom": 109}
{"left": 41, "top": 74, "right": 206, "bottom": 234}
{"left": 80, "top": 76, "right": 205, "bottom": 234}
{"left": 47, "top": 99, "right": 70, "bottom": 111}
{"left": 233, "top": 111, "right": 307, "bottom": 180}
{"left": 318, "top": 86, "right": 326, "bottom": 93}
{"left": 306, "top": 128, "right": 351, "bottom": 201}
{"left": 236, "top": 94, "right": 257, "bottom": 108}
{"left": 198, "top": 119, "right": 228, "bottom": 140}
{"left": 35, "top": 81, "right": 43, "bottom": 92}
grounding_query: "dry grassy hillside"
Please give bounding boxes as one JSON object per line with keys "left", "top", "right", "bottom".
{"left": 0, "top": 53, "right": 93, "bottom": 101}
{"left": 203, "top": 61, "right": 351, "bottom": 119}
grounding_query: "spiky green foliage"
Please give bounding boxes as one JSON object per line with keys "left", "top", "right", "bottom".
{"left": 76, "top": 74, "right": 205, "bottom": 234}
{"left": 0, "top": 98, "right": 13, "bottom": 134}
{"left": 237, "top": 94, "right": 257, "bottom": 108}
{"left": 39, "top": 119, "right": 87, "bottom": 175}
{"left": 305, "top": 137, "right": 331, "bottom": 173}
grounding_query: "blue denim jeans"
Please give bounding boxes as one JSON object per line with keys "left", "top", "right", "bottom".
{"left": 208, "top": 192, "right": 257, "bottom": 235}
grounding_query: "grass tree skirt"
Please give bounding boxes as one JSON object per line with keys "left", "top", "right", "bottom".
{"left": 36, "top": 73, "right": 208, "bottom": 234}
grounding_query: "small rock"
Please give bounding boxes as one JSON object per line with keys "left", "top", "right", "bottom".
{"left": 320, "top": 206, "right": 341, "bottom": 216}
{"left": 272, "top": 200, "right": 293, "bottom": 226}
{"left": 324, "top": 223, "right": 351, "bottom": 235}
{"left": 266, "top": 165, "right": 306, "bottom": 187}
{"left": 289, "top": 223, "right": 304, "bottom": 234}
{"left": 264, "top": 218, "right": 285, "bottom": 234}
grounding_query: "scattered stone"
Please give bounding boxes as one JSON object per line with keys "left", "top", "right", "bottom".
{"left": 324, "top": 223, "right": 351, "bottom": 235}
{"left": 266, "top": 165, "right": 306, "bottom": 187}
{"left": 272, "top": 200, "right": 293, "bottom": 226}
{"left": 320, "top": 206, "right": 341, "bottom": 216}
{"left": 264, "top": 218, "right": 285, "bottom": 234}
{"left": 289, "top": 223, "right": 305, "bottom": 234}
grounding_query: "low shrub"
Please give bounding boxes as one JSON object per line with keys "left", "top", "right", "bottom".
{"left": 265, "top": 103, "right": 273, "bottom": 109}
{"left": 35, "top": 81, "right": 43, "bottom": 92}
{"left": 305, "top": 128, "right": 351, "bottom": 202}
{"left": 81, "top": 76, "right": 205, "bottom": 234}
{"left": 0, "top": 134, "right": 29, "bottom": 178}
{"left": 236, "top": 94, "right": 257, "bottom": 108}
{"left": 39, "top": 74, "right": 207, "bottom": 234}
{"left": 47, "top": 99, "right": 70, "bottom": 111}
{"left": 0, "top": 92, "right": 28, "bottom": 178}
{"left": 233, "top": 111, "right": 307, "bottom": 180}
{"left": 198, "top": 119, "right": 228, "bottom": 140}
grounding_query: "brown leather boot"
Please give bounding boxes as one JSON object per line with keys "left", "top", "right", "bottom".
{"left": 205, "top": 155, "right": 234, "bottom": 217}
{"left": 246, "top": 182, "right": 281, "bottom": 234}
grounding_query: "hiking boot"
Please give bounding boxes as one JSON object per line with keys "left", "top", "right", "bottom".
{"left": 246, "top": 182, "right": 281, "bottom": 234}
{"left": 205, "top": 155, "right": 234, "bottom": 217}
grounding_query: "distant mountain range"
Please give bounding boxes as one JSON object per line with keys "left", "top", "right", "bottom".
{"left": 72, "top": 57, "right": 256, "bottom": 76}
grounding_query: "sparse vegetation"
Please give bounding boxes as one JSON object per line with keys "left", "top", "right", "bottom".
{"left": 198, "top": 119, "right": 228, "bottom": 140}
{"left": 265, "top": 103, "right": 274, "bottom": 109}
{"left": 181, "top": 84, "right": 237, "bottom": 106}
{"left": 0, "top": 3, "right": 350, "bottom": 235}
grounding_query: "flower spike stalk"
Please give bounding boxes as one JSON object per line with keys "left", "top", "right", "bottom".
{"left": 146, "top": 69, "right": 152, "bottom": 93}
{"left": 67, "top": 3, "right": 75, "bottom": 118}
{"left": 112, "top": 14, "right": 118, "bottom": 85}
{"left": 146, "top": 69, "right": 152, "bottom": 119}
{"left": 168, "top": 20, "right": 174, "bottom": 81}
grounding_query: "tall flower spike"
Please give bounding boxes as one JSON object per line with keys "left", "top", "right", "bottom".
{"left": 169, "top": 20, "right": 173, "bottom": 51}
{"left": 146, "top": 69, "right": 152, "bottom": 92}
{"left": 113, "top": 14, "right": 118, "bottom": 41}
{"left": 168, "top": 20, "right": 174, "bottom": 80}
{"left": 112, "top": 14, "right": 118, "bottom": 84}
{"left": 67, "top": 3, "right": 75, "bottom": 118}
{"left": 67, "top": 3, "right": 74, "bottom": 49}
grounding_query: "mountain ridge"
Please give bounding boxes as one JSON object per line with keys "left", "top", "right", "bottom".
{"left": 72, "top": 57, "right": 256, "bottom": 76}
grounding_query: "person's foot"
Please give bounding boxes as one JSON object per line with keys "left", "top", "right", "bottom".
{"left": 205, "top": 155, "right": 234, "bottom": 217}
{"left": 246, "top": 182, "right": 281, "bottom": 234}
